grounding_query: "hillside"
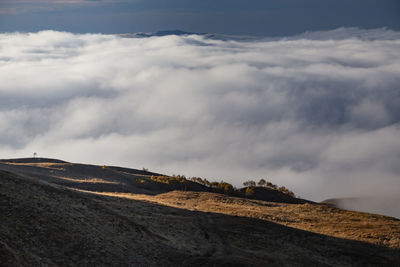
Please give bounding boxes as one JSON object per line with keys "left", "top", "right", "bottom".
{"left": 0, "top": 158, "right": 305, "bottom": 204}
{"left": 322, "top": 197, "right": 400, "bottom": 219}
{"left": 0, "top": 158, "right": 207, "bottom": 195}
{"left": 1, "top": 158, "right": 400, "bottom": 266}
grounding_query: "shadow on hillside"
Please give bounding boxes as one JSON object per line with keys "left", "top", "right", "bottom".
{"left": 1, "top": 168, "right": 399, "bottom": 266}
{"left": 96, "top": 192, "right": 400, "bottom": 266}
{"left": 0, "top": 161, "right": 309, "bottom": 204}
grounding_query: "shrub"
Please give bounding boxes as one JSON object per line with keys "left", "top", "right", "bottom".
{"left": 243, "top": 180, "right": 256, "bottom": 187}
{"left": 277, "top": 186, "right": 295, "bottom": 197}
{"left": 245, "top": 187, "right": 255, "bottom": 196}
{"left": 266, "top": 182, "right": 277, "bottom": 189}
{"left": 210, "top": 182, "right": 219, "bottom": 188}
{"left": 257, "top": 179, "right": 266, "bottom": 186}
{"left": 217, "top": 181, "right": 234, "bottom": 192}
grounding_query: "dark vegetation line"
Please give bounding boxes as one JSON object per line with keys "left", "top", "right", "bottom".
{"left": 0, "top": 157, "right": 298, "bottom": 202}
{"left": 187, "top": 176, "right": 296, "bottom": 198}
{"left": 115, "top": 163, "right": 297, "bottom": 199}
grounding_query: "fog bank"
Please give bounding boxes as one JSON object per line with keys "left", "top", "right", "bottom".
{"left": 0, "top": 29, "right": 399, "bottom": 217}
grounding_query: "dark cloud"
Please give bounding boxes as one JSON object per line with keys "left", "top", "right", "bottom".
{"left": 1, "top": 1, "right": 399, "bottom": 35}
{"left": 0, "top": 29, "right": 399, "bottom": 218}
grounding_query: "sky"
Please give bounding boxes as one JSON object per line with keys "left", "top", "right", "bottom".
{"left": 0, "top": 0, "right": 399, "bottom": 35}
{"left": 0, "top": 1, "right": 399, "bottom": 217}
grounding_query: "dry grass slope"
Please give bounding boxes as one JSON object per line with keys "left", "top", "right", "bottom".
{"left": 1, "top": 158, "right": 400, "bottom": 266}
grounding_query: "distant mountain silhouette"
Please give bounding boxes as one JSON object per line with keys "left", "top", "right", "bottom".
{"left": 117, "top": 30, "right": 258, "bottom": 41}
{"left": 129, "top": 30, "right": 200, "bottom": 38}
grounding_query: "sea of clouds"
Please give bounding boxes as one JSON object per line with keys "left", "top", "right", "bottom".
{"left": 0, "top": 28, "right": 399, "bottom": 215}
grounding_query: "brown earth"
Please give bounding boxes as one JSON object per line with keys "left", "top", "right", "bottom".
{"left": 127, "top": 191, "right": 400, "bottom": 249}
{"left": 1, "top": 158, "right": 400, "bottom": 266}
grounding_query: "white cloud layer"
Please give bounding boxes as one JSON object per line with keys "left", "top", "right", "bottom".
{"left": 0, "top": 29, "right": 399, "bottom": 209}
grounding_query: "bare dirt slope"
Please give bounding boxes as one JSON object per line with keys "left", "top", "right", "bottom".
{"left": 1, "top": 158, "right": 400, "bottom": 266}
